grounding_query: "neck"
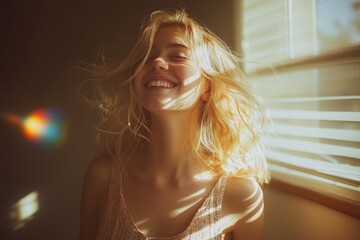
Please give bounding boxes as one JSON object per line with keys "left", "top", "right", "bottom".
{"left": 131, "top": 108, "right": 206, "bottom": 183}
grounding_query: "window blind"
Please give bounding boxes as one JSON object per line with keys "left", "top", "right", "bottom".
{"left": 241, "top": 0, "right": 360, "bottom": 203}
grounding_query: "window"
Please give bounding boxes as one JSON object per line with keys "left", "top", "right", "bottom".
{"left": 241, "top": 0, "right": 360, "bottom": 216}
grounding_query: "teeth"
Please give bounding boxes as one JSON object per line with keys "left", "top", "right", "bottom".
{"left": 147, "top": 81, "right": 174, "bottom": 88}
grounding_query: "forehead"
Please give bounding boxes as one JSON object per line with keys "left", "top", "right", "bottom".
{"left": 152, "top": 25, "right": 189, "bottom": 48}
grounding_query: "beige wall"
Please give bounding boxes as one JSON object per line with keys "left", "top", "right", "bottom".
{"left": 264, "top": 187, "right": 360, "bottom": 240}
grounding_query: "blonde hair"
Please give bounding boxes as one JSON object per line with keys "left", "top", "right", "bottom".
{"left": 84, "top": 9, "right": 270, "bottom": 184}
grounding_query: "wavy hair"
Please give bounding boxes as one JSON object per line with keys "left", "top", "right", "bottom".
{"left": 83, "top": 9, "right": 270, "bottom": 184}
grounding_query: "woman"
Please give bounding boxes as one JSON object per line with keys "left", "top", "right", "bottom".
{"left": 80, "top": 9, "right": 269, "bottom": 240}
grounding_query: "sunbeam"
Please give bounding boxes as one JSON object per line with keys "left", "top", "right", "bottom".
{"left": 9, "top": 191, "right": 39, "bottom": 231}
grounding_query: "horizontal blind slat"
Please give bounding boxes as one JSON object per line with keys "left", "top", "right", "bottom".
{"left": 271, "top": 124, "right": 360, "bottom": 142}
{"left": 264, "top": 136, "right": 360, "bottom": 160}
{"left": 269, "top": 110, "right": 360, "bottom": 122}
{"left": 265, "top": 150, "right": 360, "bottom": 183}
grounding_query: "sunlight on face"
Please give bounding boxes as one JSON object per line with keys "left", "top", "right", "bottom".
{"left": 161, "top": 97, "right": 173, "bottom": 105}
{"left": 183, "top": 69, "right": 202, "bottom": 86}
{"left": 161, "top": 70, "right": 204, "bottom": 110}
{"left": 162, "top": 86, "right": 203, "bottom": 110}
{"left": 133, "top": 25, "right": 207, "bottom": 113}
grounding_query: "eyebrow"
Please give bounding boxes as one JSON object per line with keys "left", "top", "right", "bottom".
{"left": 168, "top": 43, "right": 188, "bottom": 49}
{"left": 151, "top": 43, "right": 189, "bottom": 50}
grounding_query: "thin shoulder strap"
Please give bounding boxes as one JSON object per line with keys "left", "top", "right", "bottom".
{"left": 96, "top": 159, "right": 122, "bottom": 239}
{"left": 188, "top": 175, "right": 228, "bottom": 238}
{"left": 96, "top": 159, "right": 129, "bottom": 240}
{"left": 211, "top": 175, "right": 228, "bottom": 234}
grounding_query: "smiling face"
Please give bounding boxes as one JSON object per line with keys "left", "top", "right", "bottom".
{"left": 133, "top": 25, "right": 207, "bottom": 113}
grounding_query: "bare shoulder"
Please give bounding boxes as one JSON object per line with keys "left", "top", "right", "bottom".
{"left": 82, "top": 154, "right": 113, "bottom": 209}
{"left": 80, "top": 154, "right": 112, "bottom": 240}
{"left": 222, "top": 176, "right": 264, "bottom": 240}
{"left": 85, "top": 155, "right": 112, "bottom": 184}
{"left": 224, "top": 176, "right": 263, "bottom": 206}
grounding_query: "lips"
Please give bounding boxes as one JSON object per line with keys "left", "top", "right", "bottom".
{"left": 144, "top": 75, "right": 178, "bottom": 88}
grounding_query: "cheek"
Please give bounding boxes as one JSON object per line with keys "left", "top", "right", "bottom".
{"left": 179, "top": 66, "right": 202, "bottom": 87}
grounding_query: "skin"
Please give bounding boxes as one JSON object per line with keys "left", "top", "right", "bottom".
{"left": 80, "top": 26, "right": 264, "bottom": 240}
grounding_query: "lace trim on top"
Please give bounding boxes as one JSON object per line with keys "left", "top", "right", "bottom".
{"left": 96, "top": 159, "right": 228, "bottom": 240}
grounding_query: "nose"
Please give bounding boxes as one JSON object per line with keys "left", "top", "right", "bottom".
{"left": 150, "top": 57, "right": 168, "bottom": 71}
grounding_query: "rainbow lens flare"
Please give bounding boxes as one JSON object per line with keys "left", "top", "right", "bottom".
{"left": 3, "top": 109, "right": 66, "bottom": 147}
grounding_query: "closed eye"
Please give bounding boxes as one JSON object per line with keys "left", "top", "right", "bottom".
{"left": 170, "top": 55, "right": 188, "bottom": 61}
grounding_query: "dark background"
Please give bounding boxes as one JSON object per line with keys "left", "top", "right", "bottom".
{"left": 0, "top": 1, "right": 236, "bottom": 239}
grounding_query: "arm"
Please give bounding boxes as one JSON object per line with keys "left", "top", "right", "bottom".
{"left": 223, "top": 177, "right": 265, "bottom": 240}
{"left": 80, "top": 156, "right": 110, "bottom": 240}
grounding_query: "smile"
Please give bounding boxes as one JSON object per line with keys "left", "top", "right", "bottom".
{"left": 146, "top": 80, "right": 176, "bottom": 88}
